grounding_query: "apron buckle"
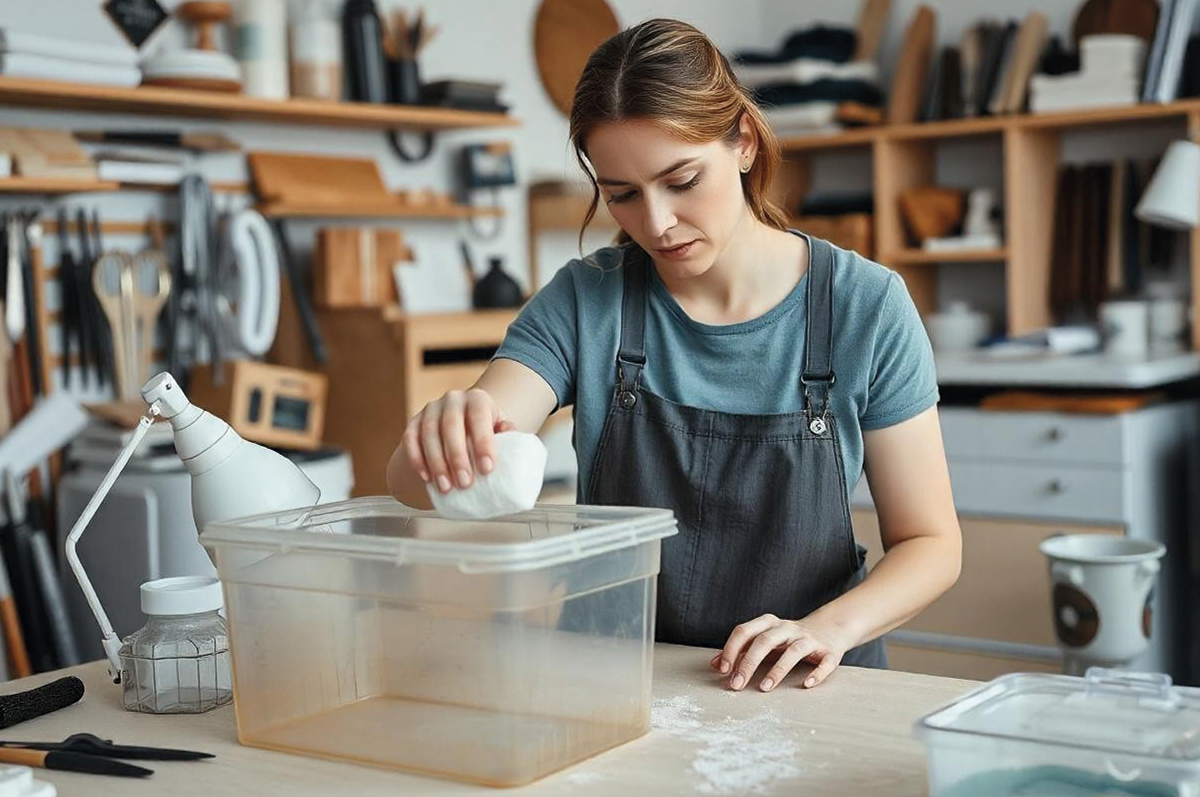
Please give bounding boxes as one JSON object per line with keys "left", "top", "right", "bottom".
{"left": 617, "top": 354, "right": 645, "bottom": 409}
{"left": 802, "top": 374, "right": 834, "bottom": 434}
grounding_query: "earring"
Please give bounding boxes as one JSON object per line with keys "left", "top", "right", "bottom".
{"left": 740, "top": 161, "right": 751, "bottom": 173}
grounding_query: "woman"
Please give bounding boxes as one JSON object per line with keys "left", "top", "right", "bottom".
{"left": 388, "top": 19, "right": 961, "bottom": 692}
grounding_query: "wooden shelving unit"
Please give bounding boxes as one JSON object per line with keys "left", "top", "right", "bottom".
{"left": 881, "top": 248, "right": 1008, "bottom": 265}
{"left": 779, "top": 99, "right": 1200, "bottom": 350}
{"left": 0, "top": 76, "right": 518, "bottom": 131}
{"left": 0, "top": 177, "right": 120, "bottom": 194}
{"left": 256, "top": 201, "right": 502, "bottom": 220}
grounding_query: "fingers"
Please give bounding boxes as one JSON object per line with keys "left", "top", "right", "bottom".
{"left": 728, "top": 623, "right": 790, "bottom": 691}
{"left": 803, "top": 650, "right": 842, "bottom": 689}
{"left": 440, "top": 391, "right": 476, "bottom": 489}
{"left": 419, "top": 401, "right": 454, "bottom": 494}
{"left": 712, "top": 614, "right": 780, "bottom": 682}
{"left": 465, "top": 389, "right": 499, "bottom": 475}
{"left": 409, "top": 390, "right": 510, "bottom": 492}
{"left": 759, "top": 638, "right": 820, "bottom": 692}
{"left": 402, "top": 416, "right": 428, "bottom": 483}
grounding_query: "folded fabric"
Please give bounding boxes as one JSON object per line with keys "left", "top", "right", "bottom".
{"left": 0, "top": 52, "right": 141, "bottom": 87}
{"left": 0, "top": 29, "right": 136, "bottom": 68}
{"left": 734, "top": 26, "right": 856, "bottom": 65}
{"left": 801, "top": 192, "right": 874, "bottom": 216}
{"left": 764, "top": 101, "right": 838, "bottom": 128}
{"left": 733, "top": 58, "right": 877, "bottom": 89}
{"left": 427, "top": 432, "right": 548, "bottom": 520}
{"left": 754, "top": 78, "right": 883, "bottom": 108}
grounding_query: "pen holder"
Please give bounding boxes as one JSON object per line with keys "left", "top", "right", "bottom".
{"left": 389, "top": 58, "right": 423, "bottom": 105}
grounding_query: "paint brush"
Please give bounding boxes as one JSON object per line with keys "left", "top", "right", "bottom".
{"left": 0, "top": 747, "right": 152, "bottom": 777}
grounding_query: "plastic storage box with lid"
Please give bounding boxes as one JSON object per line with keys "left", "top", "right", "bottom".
{"left": 915, "top": 668, "right": 1200, "bottom": 797}
{"left": 199, "top": 497, "right": 677, "bottom": 787}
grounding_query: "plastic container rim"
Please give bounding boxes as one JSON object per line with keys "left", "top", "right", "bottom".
{"left": 199, "top": 497, "right": 678, "bottom": 574}
{"left": 914, "top": 671, "right": 1200, "bottom": 765}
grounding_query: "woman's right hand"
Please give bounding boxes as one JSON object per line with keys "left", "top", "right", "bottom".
{"left": 403, "top": 388, "right": 516, "bottom": 494}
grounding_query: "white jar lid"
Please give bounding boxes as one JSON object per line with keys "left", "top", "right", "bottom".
{"left": 0, "top": 766, "right": 55, "bottom": 797}
{"left": 140, "top": 576, "right": 223, "bottom": 616}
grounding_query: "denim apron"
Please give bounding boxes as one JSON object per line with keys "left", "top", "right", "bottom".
{"left": 583, "top": 236, "right": 887, "bottom": 667}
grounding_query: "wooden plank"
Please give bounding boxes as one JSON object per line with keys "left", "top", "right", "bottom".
{"left": 0, "top": 76, "right": 519, "bottom": 132}
{"left": 886, "top": 6, "right": 936, "bottom": 125}
{"left": 1005, "top": 126, "right": 1062, "bottom": 335}
{"left": 778, "top": 127, "right": 879, "bottom": 152}
{"left": 42, "top": 220, "right": 178, "bottom": 237}
{"left": 257, "top": 201, "right": 502, "bottom": 220}
{"left": 0, "top": 177, "right": 120, "bottom": 193}
{"left": 29, "top": 246, "right": 53, "bottom": 398}
{"left": 880, "top": 247, "right": 1008, "bottom": 265}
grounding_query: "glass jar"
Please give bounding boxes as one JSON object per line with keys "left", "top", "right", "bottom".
{"left": 119, "top": 576, "right": 232, "bottom": 714}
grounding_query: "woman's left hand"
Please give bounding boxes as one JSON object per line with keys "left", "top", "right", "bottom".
{"left": 710, "top": 613, "right": 857, "bottom": 692}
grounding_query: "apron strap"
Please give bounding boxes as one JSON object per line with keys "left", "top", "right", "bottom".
{"left": 616, "top": 248, "right": 649, "bottom": 394}
{"left": 801, "top": 236, "right": 836, "bottom": 415}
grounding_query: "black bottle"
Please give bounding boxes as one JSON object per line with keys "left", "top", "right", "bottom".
{"left": 342, "top": 0, "right": 389, "bottom": 103}
{"left": 473, "top": 257, "right": 524, "bottom": 308}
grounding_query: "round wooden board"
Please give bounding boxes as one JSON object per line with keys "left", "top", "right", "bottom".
{"left": 533, "top": 0, "right": 620, "bottom": 116}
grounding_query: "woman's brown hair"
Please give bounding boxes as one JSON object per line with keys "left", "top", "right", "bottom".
{"left": 569, "top": 18, "right": 790, "bottom": 247}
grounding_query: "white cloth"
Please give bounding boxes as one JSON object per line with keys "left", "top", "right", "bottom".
{"left": 0, "top": 52, "right": 141, "bottom": 87}
{"left": 427, "top": 432, "right": 547, "bottom": 520}
{"left": 733, "top": 58, "right": 877, "bottom": 89}
{"left": 0, "top": 29, "right": 138, "bottom": 67}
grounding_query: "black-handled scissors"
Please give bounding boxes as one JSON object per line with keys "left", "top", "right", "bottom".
{"left": 0, "top": 733, "right": 213, "bottom": 761}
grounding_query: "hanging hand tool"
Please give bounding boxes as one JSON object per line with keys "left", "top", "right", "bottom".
{"left": 74, "top": 208, "right": 104, "bottom": 389}
{"left": 18, "top": 212, "right": 44, "bottom": 398}
{"left": 223, "top": 208, "right": 280, "bottom": 357}
{"left": 92, "top": 250, "right": 171, "bottom": 401}
{"left": 55, "top": 209, "right": 79, "bottom": 387}
{"left": 272, "top": 219, "right": 326, "bottom": 364}
{"left": 90, "top": 209, "right": 117, "bottom": 390}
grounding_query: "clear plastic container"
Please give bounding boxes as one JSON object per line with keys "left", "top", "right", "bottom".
{"left": 915, "top": 668, "right": 1200, "bottom": 797}
{"left": 119, "top": 576, "right": 233, "bottom": 714}
{"left": 200, "top": 498, "right": 677, "bottom": 787}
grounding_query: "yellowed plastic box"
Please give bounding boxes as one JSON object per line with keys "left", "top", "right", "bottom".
{"left": 201, "top": 498, "right": 677, "bottom": 787}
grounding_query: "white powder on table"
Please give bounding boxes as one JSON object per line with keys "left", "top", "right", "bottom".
{"left": 652, "top": 694, "right": 807, "bottom": 794}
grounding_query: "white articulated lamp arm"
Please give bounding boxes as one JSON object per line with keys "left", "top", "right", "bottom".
{"left": 64, "top": 401, "right": 163, "bottom": 683}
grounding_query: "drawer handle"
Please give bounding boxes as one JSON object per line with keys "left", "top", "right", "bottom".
{"left": 1047, "top": 479, "right": 1066, "bottom": 495}
{"left": 1046, "top": 427, "right": 1063, "bottom": 443}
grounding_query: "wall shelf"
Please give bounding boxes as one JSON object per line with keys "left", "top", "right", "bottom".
{"left": 0, "top": 76, "right": 518, "bottom": 131}
{"left": 882, "top": 248, "right": 1008, "bottom": 265}
{"left": 779, "top": 99, "right": 1199, "bottom": 151}
{"left": 0, "top": 177, "right": 121, "bottom": 194}
{"left": 256, "top": 201, "right": 503, "bottom": 220}
{"left": 935, "top": 351, "right": 1200, "bottom": 389}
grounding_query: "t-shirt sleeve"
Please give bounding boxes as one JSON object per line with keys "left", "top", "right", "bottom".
{"left": 492, "top": 264, "right": 578, "bottom": 410}
{"left": 859, "top": 272, "right": 940, "bottom": 430}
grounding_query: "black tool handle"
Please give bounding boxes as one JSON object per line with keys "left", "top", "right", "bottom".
{"left": 0, "top": 676, "right": 83, "bottom": 729}
{"left": 45, "top": 751, "right": 152, "bottom": 778}
{"left": 271, "top": 220, "right": 327, "bottom": 364}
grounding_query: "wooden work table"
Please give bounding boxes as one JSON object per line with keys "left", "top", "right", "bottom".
{"left": 5, "top": 645, "right": 975, "bottom": 795}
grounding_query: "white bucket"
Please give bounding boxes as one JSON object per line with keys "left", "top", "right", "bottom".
{"left": 1039, "top": 534, "right": 1166, "bottom": 675}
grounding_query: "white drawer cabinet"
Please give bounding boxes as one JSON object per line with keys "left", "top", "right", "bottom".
{"left": 939, "top": 407, "right": 1126, "bottom": 466}
{"left": 853, "top": 401, "right": 1200, "bottom": 683}
{"left": 949, "top": 461, "right": 1128, "bottom": 524}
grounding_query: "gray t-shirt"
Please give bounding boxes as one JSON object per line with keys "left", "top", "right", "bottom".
{"left": 495, "top": 235, "right": 939, "bottom": 499}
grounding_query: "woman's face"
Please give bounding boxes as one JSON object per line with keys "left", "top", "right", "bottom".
{"left": 586, "top": 118, "right": 752, "bottom": 279}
